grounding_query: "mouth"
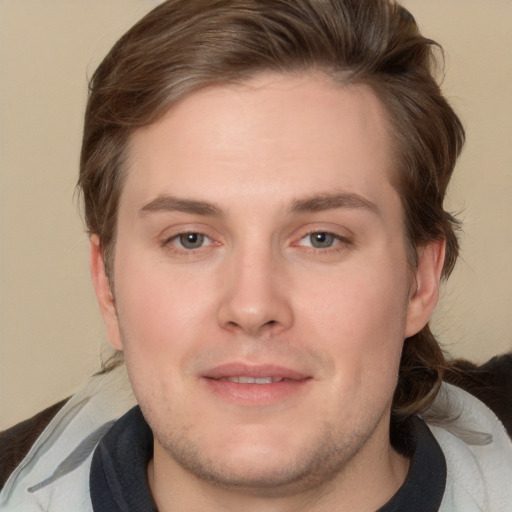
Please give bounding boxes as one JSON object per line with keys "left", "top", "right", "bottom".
{"left": 201, "top": 363, "right": 312, "bottom": 405}
{"left": 220, "top": 376, "right": 285, "bottom": 384}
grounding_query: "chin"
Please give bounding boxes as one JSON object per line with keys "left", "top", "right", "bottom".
{"left": 173, "top": 450, "right": 329, "bottom": 495}
{"left": 155, "top": 420, "right": 361, "bottom": 495}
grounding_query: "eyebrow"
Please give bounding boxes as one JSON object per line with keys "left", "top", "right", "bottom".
{"left": 139, "top": 191, "right": 379, "bottom": 218}
{"left": 139, "top": 195, "right": 222, "bottom": 217}
{"left": 289, "top": 192, "right": 380, "bottom": 215}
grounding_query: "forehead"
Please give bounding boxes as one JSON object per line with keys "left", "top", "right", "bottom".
{"left": 122, "top": 73, "right": 397, "bottom": 215}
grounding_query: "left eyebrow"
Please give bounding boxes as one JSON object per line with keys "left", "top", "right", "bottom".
{"left": 289, "top": 192, "right": 380, "bottom": 215}
{"left": 139, "top": 195, "right": 222, "bottom": 217}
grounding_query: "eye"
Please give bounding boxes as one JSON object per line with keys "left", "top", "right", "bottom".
{"left": 177, "top": 233, "right": 207, "bottom": 249}
{"left": 163, "top": 232, "right": 211, "bottom": 250}
{"left": 299, "top": 232, "right": 339, "bottom": 249}
{"left": 307, "top": 232, "right": 336, "bottom": 248}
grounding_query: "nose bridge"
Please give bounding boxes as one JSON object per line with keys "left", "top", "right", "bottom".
{"left": 217, "top": 238, "right": 293, "bottom": 335}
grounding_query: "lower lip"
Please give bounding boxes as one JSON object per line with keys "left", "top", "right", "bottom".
{"left": 202, "top": 378, "right": 311, "bottom": 406}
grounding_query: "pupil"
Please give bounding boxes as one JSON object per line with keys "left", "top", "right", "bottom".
{"left": 311, "top": 232, "right": 333, "bottom": 248}
{"left": 180, "top": 233, "right": 204, "bottom": 249}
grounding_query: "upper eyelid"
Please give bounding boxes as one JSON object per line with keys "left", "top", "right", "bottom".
{"left": 300, "top": 228, "right": 349, "bottom": 238}
{"left": 295, "top": 226, "right": 353, "bottom": 241}
{"left": 166, "top": 229, "right": 211, "bottom": 238}
{"left": 158, "top": 224, "right": 216, "bottom": 240}
{"left": 157, "top": 224, "right": 353, "bottom": 247}
{"left": 160, "top": 231, "right": 214, "bottom": 250}
{"left": 296, "top": 232, "right": 351, "bottom": 246}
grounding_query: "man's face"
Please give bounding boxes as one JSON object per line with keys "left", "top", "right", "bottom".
{"left": 92, "top": 73, "right": 440, "bottom": 495}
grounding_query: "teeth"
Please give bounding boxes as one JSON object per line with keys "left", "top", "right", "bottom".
{"left": 226, "top": 376, "right": 283, "bottom": 384}
{"left": 255, "top": 377, "right": 273, "bottom": 384}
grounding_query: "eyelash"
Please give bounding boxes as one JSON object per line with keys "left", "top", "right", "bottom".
{"left": 296, "top": 230, "right": 353, "bottom": 253}
{"left": 161, "top": 231, "right": 214, "bottom": 252}
{"left": 160, "top": 229, "right": 353, "bottom": 255}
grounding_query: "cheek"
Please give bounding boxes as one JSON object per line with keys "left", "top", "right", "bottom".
{"left": 112, "top": 263, "right": 207, "bottom": 411}
{"left": 113, "top": 254, "right": 216, "bottom": 362}
{"left": 296, "top": 260, "right": 409, "bottom": 385}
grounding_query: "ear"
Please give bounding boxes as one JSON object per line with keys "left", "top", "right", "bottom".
{"left": 405, "top": 240, "right": 445, "bottom": 338}
{"left": 89, "top": 235, "right": 123, "bottom": 350}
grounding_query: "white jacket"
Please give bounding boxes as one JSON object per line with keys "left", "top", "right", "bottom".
{"left": 1, "top": 366, "right": 511, "bottom": 511}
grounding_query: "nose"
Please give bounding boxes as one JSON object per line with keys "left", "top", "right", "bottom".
{"left": 217, "top": 246, "right": 294, "bottom": 337}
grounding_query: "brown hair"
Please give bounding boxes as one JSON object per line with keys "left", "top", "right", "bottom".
{"left": 78, "top": 0, "right": 464, "bottom": 428}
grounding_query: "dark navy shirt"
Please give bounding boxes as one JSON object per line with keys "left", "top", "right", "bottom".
{"left": 90, "top": 407, "right": 446, "bottom": 511}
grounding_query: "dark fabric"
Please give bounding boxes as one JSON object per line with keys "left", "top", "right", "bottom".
{"left": 377, "top": 417, "right": 446, "bottom": 512}
{"left": 0, "top": 397, "right": 69, "bottom": 490}
{"left": 90, "top": 406, "right": 157, "bottom": 512}
{"left": 445, "top": 353, "right": 512, "bottom": 437}
{"left": 90, "top": 407, "right": 445, "bottom": 512}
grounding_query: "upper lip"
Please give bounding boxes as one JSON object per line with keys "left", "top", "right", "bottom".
{"left": 203, "top": 363, "right": 310, "bottom": 381}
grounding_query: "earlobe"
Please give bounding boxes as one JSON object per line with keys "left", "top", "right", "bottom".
{"left": 89, "top": 235, "right": 123, "bottom": 350}
{"left": 405, "top": 240, "right": 446, "bottom": 338}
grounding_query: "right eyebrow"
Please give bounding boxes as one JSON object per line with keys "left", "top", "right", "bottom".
{"left": 289, "top": 191, "right": 380, "bottom": 216}
{"left": 138, "top": 195, "right": 222, "bottom": 217}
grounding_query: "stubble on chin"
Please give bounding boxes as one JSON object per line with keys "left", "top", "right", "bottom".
{"left": 148, "top": 414, "right": 382, "bottom": 500}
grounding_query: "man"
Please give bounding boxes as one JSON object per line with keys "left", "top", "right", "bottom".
{"left": 1, "top": 0, "right": 511, "bottom": 510}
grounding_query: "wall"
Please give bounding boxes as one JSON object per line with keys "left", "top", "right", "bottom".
{"left": 1, "top": 0, "right": 511, "bottom": 429}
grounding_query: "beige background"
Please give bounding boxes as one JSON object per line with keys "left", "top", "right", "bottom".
{"left": 0, "top": 0, "right": 511, "bottom": 430}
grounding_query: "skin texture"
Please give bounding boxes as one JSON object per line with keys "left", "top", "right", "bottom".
{"left": 90, "top": 73, "right": 444, "bottom": 511}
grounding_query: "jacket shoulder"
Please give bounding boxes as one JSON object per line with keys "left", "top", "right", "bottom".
{"left": 0, "top": 399, "right": 69, "bottom": 490}
{"left": 444, "top": 352, "right": 512, "bottom": 437}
